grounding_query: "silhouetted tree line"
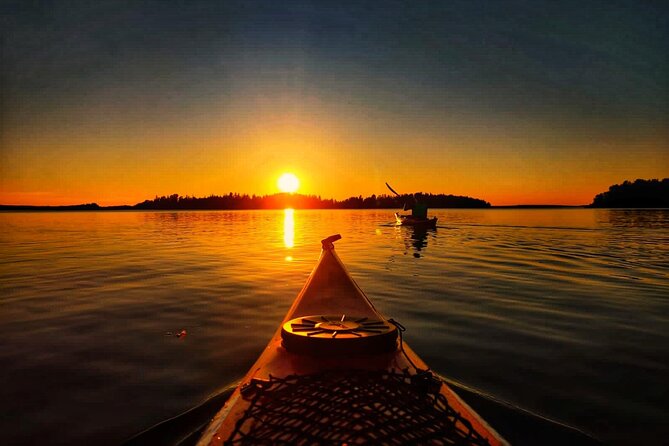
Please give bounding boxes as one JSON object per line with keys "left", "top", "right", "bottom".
{"left": 0, "top": 203, "right": 101, "bottom": 211}
{"left": 132, "top": 192, "right": 491, "bottom": 210}
{"left": 590, "top": 178, "right": 669, "bottom": 208}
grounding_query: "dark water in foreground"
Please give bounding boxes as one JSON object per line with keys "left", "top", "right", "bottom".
{"left": 1, "top": 209, "right": 667, "bottom": 445}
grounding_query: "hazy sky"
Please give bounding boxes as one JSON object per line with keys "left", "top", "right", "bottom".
{"left": 2, "top": 0, "right": 667, "bottom": 205}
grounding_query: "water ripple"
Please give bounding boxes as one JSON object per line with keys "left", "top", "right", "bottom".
{"left": 0, "top": 209, "right": 668, "bottom": 445}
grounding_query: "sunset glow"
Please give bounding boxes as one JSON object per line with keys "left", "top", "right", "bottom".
{"left": 1, "top": 2, "right": 667, "bottom": 207}
{"left": 278, "top": 173, "right": 300, "bottom": 194}
{"left": 3, "top": 3, "right": 668, "bottom": 446}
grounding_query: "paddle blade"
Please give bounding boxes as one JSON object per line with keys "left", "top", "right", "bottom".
{"left": 385, "top": 182, "right": 401, "bottom": 197}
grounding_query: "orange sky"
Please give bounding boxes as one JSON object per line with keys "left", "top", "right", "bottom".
{"left": 2, "top": 92, "right": 667, "bottom": 206}
{"left": 2, "top": 2, "right": 667, "bottom": 206}
{"left": 1, "top": 98, "right": 667, "bottom": 206}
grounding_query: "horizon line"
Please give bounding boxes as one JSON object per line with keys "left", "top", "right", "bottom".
{"left": 0, "top": 190, "right": 588, "bottom": 208}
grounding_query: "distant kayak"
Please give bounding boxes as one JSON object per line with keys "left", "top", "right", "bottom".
{"left": 395, "top": 212, "right": 438, "bottom": 228}
{"left": 198, "top": 235, "right": 506, "bottom": 445}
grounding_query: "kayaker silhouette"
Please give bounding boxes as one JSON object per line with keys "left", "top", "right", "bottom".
{"left": 403, "top": 193, "right": 428, "bottom": 219}
{"left": 386, "top": 183, "right": 437, "bottom": 228}
{"left": 386, "top": 183, "right": 429, "bottom": 219}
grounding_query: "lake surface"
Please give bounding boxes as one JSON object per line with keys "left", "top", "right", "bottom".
{"left": 1, "top": 209, "right": 668, "bottom": 445}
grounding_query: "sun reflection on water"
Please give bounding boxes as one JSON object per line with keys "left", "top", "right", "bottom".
{"left": 284, "top": 208, "right": 294, "bottom": 249}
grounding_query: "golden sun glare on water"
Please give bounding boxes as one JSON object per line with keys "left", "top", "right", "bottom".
{"left": 278, "top": 173, "right": 300, "bottom": 193}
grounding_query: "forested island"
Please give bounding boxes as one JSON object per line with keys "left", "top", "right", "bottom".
{"left": 4, "top": 179, "right": 667, "bottom": 210}
{"left": 133, "top": 192, "right": 491, "bottom": 210}
{"left": 0, "top": 192, "right": 490, "bottom": 211}
{"left": 589, "top": 179, "right": 669, "bottom": 208}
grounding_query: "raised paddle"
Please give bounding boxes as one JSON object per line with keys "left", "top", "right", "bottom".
{"left": 386, "top": 183, "right": 414, "bottom": 212}
{"left": 385, "top": 182, "right": 401, "bottom": 197}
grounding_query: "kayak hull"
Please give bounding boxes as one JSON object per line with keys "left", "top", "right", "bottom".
{"left": 198, "top": 236, "right": 507, "bottom": 446}
{"left": 395, "top": 212, "right": 438, "bottom": 228}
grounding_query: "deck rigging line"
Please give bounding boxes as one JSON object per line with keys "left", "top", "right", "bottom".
{"left": 226, "top": 369, "right": 492, "bottom": 445}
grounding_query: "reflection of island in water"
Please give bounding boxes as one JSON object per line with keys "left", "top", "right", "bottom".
{"left": 401, "top": 226, "right": 435, "bottom": 258}
{"left": 605, "top": 209, "right": 669, "bottom": 229}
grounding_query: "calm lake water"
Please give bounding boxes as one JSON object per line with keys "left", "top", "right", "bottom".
{"left": 1, "top": 209, "right": 668, "bottom": 445}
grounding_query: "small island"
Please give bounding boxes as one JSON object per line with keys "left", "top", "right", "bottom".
{"left": 589, "top": 179, "right": 669, "bottom": 208}
{"left": 0, "top": 192, "right": 491, "bottom": 211}
{"left": 133, "top": 192, "right": 490, "bottom": 210}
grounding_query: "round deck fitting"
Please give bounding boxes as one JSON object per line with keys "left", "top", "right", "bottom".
{"left": 281, "top": 315, "right": 398, "bottom": 356}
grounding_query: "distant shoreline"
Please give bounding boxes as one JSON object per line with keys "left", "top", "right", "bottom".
{"left": 2, "top": 178, "right": 666, "bottom": 210}
{"left": 6, "top": 205, "right": 669, "bottom": 212}
{"left": 4, "top": 207, "right": 669, "bottom": 212}
{"left": 0, "top": 192, "right": 493, "bottom": 211}
{"left": 7, "top": 205, "right": 669, "bottom": 212}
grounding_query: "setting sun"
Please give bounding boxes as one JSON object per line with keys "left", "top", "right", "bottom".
{"left": 278, "top": 173, "right": 300, "bottom": 193}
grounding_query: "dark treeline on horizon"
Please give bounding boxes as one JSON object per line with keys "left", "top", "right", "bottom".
{"left": 590, "top": 179, "right": 669, "bottom": 208}
{"left": 132, "top": 192, "right": 491, "bottom": 210}
{"left": 3, "top": 179, "right": 667, "bottom": 210}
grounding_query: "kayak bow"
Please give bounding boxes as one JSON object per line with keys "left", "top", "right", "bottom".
{"left": 198, "top": 235, "right": 507, "bottom": 445}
